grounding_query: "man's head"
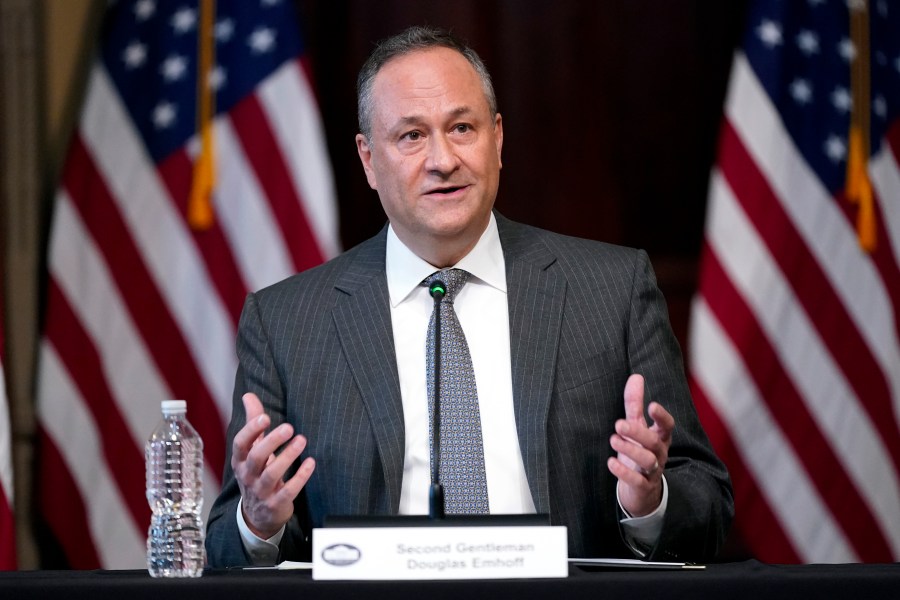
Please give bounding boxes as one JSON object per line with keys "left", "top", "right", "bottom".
{"left": 357, "top": 27, "right": 498, "bottom": 142}
{"left": 355, "top": 27, "right": 503, "bottom": 268}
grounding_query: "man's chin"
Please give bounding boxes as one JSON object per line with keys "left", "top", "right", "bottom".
{"left": 420, "top": 216, "right": 489, "bottom": 244}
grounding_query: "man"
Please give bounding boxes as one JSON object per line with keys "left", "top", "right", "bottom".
{"left": 206, "top": 26, "right": 733, "bottom": 567}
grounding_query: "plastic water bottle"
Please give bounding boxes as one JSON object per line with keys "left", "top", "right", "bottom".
{"left": 146, "top": 400, "right": 205, "bottom": 577}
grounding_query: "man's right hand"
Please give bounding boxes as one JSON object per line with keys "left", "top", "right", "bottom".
{"left": 231, "top": 392, "right": 316, "bottom": 540}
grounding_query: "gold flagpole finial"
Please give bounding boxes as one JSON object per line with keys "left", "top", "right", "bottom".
{"left": 845, "top": 0, "right": 876, "bottom": 252}
{"left": 188, "top": 0, "right": 216, "bottom": 231}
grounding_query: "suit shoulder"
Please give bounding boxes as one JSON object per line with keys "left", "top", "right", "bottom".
{"left": 545, "top": 228, "right": 642, "bottom": 259}
{"left": 251, "top": 231, "right": 385, "bottom": 307}
{"left": 503, "top": 218, "right": 647, "bottom": 275}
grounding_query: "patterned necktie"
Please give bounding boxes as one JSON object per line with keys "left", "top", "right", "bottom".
{"left": 424, "top": 268, "right": 489, "bottom": 514}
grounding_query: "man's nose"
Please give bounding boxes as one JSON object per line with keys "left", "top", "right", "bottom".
{"left": 424, "top": 134, "right": 460, "bottom": 174}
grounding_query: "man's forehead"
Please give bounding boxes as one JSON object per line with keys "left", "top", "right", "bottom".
{"left": 375, "top": 47, "right": 476, "bottom": 89}
{"left": 380, "top": 46, "right": 468, "bottom": 71}
{"left": 371, "top": 49, "right": 487, "bottom": 116}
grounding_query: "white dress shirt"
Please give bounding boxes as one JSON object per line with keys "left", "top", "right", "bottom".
{"left": 387, "top": 214, "right": 535, "bottom": 514}
{"left": 237, "top": 214, "right": 666, "bottom": 563}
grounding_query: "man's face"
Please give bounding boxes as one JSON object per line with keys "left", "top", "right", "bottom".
{"left": 356, "top": 47, "right": 503, "bottom": 266}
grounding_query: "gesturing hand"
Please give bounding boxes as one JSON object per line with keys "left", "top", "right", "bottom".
{"left": 231, "top": 392, "right": 315, "bottom": 539}
{"left": 607, "top": 374, "right": 674, "bottom": 517}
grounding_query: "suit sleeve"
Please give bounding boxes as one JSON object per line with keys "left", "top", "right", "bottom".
{"left": 625, "top": 250, "right": 734, "bottom": 562}
{"left": 205, "top": 292, "right": 310, "bottom": 567}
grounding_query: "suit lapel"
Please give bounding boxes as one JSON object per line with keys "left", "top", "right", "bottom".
{"left": 497, "top": 215, "right": 566, "bottom": 514}
{"left": 331, "top": 229, "right": 405, "bottom": 512}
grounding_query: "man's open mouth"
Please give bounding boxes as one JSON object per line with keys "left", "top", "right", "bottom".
{"left": 427, "top": 185, "right": 467, "bottom": 195}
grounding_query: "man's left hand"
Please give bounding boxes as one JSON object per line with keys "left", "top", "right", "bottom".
{"left": 607, "top": 373, "right": 674, "bottom": 517}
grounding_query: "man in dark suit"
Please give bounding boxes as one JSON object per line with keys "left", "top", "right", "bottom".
{"left": 206, "top": 26, "right": 733, "bottom": 567}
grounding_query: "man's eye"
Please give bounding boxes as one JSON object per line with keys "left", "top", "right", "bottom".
{"left": 403, "top": 131, "right": 421, "bottom": 141}
{"left": 454, "top": 124, "right": 471, "bottom": 133}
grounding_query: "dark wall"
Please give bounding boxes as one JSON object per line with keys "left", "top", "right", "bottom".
{"left": 296, "top": 1, "right": 749, "bottom": 347}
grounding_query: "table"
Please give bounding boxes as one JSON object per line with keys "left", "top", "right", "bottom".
{"left": 1, "top": 561, "right": 898, "bottom": 599}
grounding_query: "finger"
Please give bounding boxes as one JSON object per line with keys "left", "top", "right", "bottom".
{"left": 610, "top": 432, "right": 660, "bottom": 477}
{"left": 623, "top": 374, "right": 647, "bottom": 426}
{"left": 275, "top": 456, "right": 316, "bottom": 504}
{"left": 648, "top": 402, "right": 675, "bottom": 444}
{"left": 242, "top": 392, "right": 265, "bottom": 422}
{"left": 609, "top": 431, "right": 639, "bottom": 471}
{"left": 232, "top": 412, "right": 271, "bottom": 463}
{"left": 243, "top": 393, "right": 269, "bottom": 445}
{"left": 234, "top": 393, "right": 268, "bottom": 458}
{"left": 243, "top": 423, "right": 296, "bottom": 475}
{"left": 607, "top": 456, "right": 653, "bottom": 489}
{"left": 257, "top": 435, "right": 308, "bottom": 490}
{"left": 614, "top": 418, "right": 660, "bottom": 453}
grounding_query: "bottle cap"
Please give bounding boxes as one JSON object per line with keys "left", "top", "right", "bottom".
{"left": 161, "top": 400, "right": 187, "bottom": 416}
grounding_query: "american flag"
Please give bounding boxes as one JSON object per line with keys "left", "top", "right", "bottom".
{"left": 36, "top": 0, "right": 338, "bottom": 568}
{"left": 1, "top": 289, "right": 15, "bottom": 570}
{"left": 689, "top": 0, "right": 900, "bottom": 562}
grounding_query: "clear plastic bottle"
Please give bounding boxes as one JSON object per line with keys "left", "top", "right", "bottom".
{"left": 146, "top": 400, "right": 205, "bottom": 577}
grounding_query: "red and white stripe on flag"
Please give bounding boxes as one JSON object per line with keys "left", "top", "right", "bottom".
{"left": 689, "top": 0, "right": 900, "bottom": 563}
{"left": 1, "top": 293, "right": 16, "bottom": 570}
{"left": 35, "top": 1, "right": 339, "bottom": 568}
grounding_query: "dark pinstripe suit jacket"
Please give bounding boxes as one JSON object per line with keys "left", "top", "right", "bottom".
{"left": 206, "top": 213, "right": 733, "bottom": 567}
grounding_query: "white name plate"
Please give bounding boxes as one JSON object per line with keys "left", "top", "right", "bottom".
{"left": 312, "top": 525, "right": 568, "bottom": 580}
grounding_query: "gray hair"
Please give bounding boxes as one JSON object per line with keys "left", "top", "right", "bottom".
{"left": 357, "top": 26, "right": 498, "bottom": 141}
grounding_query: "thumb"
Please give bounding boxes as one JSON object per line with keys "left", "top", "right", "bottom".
{"left": 623, "top": 374, "right": 646, "bottom": 425}
{"left": 242, "top": 392, "right": 265, "bottom": 423}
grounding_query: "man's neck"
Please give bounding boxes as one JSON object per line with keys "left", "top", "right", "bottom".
{"left": 413, "top": 240, "right": 478, "bottom": 269}
{"left": 393, "top": 217, "right": 493, "bottom": 269}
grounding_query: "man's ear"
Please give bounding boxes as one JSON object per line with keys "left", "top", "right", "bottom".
{"left": 494, "top": 113, "right": 504, "bottom": 170}
{"left": 355, "top": 133, "right": 378, "bottom": 190}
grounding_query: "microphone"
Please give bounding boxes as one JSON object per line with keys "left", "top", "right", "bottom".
{"left": 428, "top": 279, "right": 446, "bottom": 520}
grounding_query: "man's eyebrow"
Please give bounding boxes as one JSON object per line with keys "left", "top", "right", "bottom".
{"left": 448, "top": 106, "right": 475, "bottom": 118}
{"left": 391, "top": 106, "right": 477, "bottom": 129}
{"left": 392, "top": 115, "right": 427, "bottom": 129}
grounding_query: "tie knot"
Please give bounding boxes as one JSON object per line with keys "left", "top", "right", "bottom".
{"left": 424, "top": 268, "right": 469, "bottom": 302}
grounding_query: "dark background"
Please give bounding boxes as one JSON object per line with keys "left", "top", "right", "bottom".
{"left": 293, "top": 0, "right": 750, "bottom": 349}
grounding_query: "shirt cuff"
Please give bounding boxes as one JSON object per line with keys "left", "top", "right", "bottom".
{"left": 616, "top": 474, "right": 668, "bottom": 558}
{"left": 236, "top": 497, "right": 285, "bottom": 566}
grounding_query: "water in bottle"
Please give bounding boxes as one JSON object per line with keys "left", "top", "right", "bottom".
{"left": 146, "top": 400, "right": 205, "bottom": 577}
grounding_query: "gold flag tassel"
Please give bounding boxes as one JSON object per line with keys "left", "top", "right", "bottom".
{"left": 188, "top": 0, "right": 216, "bottom": 231}
{"left": 845, "top": 0, "right": 875, "bottom": 252}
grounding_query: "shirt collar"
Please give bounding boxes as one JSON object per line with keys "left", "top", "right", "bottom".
{"left": 386, "top": 213, "right": 507, "bottom": 307}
